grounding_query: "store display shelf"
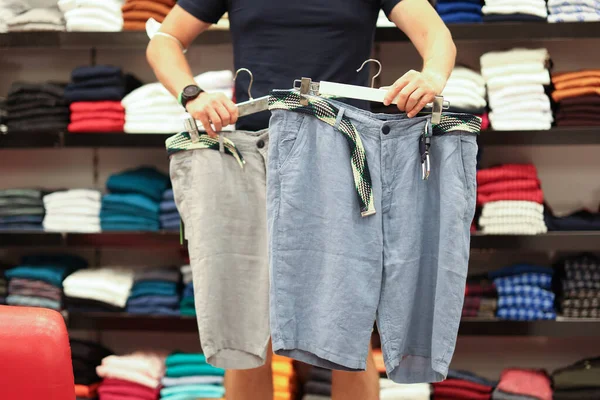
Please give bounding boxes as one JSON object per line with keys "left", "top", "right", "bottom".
{"left": 478, "top": 127, "right": 600, "bottom": 146}
{"left": 66, "top": 312, "right": 600, "bottom": 336}
{"left": 1, "top": 127, "right": 600, "bottom": 149}
{"left": 2, "top": 231, "right": 600, "bottom": 249}
{"left": 1, "top": 23, "right": 600, "bottom": 49}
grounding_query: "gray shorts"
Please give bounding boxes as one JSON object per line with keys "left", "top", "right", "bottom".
{"left": 267, "top": 91, "right": 479, "bottom": 383}
{"left": 169, "top": 129, "right": 270, "bottom": 369}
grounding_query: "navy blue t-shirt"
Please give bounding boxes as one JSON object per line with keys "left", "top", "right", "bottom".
{"left": 178, "top": 0, "right": 402, "bottom": 131}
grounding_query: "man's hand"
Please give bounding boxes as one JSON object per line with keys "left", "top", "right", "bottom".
{"left": 186, "top": 92, "right": 239, "bottom": 137}
{"left": 383, "top": 69, "right": 446, "bottom": 118}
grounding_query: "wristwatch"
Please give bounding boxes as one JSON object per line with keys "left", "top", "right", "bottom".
{"left": 179, "top": 84, "right": 204, "bottom": 109}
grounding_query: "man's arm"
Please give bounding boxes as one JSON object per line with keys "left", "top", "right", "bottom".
{"left": 383, "top": 0, "right": 457, "bottom": 118}
{"left": 146, "top": 5, "right": 238, "bottom": 136}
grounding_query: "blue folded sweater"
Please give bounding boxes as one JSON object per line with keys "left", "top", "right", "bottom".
{"left": 5, "top": 265, "right": 70, "bottom": 287}
{"left": 106, "top": 167, "right": 170, "bottom": 201}
{"left": 102, "top": 193, "right": 160, "bottom": 215}
{"left": 437, "top": 2, "right": 482, "bottom": 15}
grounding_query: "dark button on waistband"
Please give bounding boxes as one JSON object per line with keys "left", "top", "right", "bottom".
{"left": 257, "top": 139, "right": 265, "bottom": 149}
{"left": 382, "top": 125, "right": 390, "bottom": 135}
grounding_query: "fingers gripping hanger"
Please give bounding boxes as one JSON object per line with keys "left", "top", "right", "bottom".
{"left": 295, "top": 59, "right": 450, "bottom": 180}
{"left": 183, "top": 68, "right": 270, "bottom": 146}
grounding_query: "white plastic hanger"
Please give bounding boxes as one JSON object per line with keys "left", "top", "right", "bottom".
{"left": 295, "top": 59, "right": 450, "bottom": 124}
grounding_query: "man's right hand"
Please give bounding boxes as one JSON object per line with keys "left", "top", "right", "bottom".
{"left": 186, "top": 92, "right": 239, "bottom": 138}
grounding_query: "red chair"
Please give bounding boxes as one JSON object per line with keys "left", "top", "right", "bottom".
{"left": 0, "top": 305, "right": 75, "bottom": 400}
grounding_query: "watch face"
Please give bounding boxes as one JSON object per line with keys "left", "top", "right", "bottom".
{"left": 183, "top": 85, "right": 200, "bottom": 97}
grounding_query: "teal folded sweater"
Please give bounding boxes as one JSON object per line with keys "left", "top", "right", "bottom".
{"left": 166, "top": 364, "right": 225, "bottom": 378}
{"left": 5, "top": 265, "right": 69, "bottom": 287}
{"left": 166, "top": 353, "right": 207, "bottom": 367}
{"left": 106, "top": 167, "right": 170, "bottom": 201}
{"left": 161, "top": 384, "right": 225, "bottom": 399}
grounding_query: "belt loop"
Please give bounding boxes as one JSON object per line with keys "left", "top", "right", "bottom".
{"left": 218, "top": 132, "right": 225, "bottom": 153}
{"left": 334, "top": 107, "right": 346, "bottom": 131}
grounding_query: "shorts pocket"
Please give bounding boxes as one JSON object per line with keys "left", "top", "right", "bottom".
{"left": 277, "top": 112, "right": 310, "bottom": 173}
{"left": 458, "top": 135, "right": 478, "bottom": 220}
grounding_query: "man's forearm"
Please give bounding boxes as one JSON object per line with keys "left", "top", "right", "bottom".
{"left": 146, "top": 36, "right": 197, "bottom": 98}
{"left": 420, "top": 28, "right": 456, "bottom": 92}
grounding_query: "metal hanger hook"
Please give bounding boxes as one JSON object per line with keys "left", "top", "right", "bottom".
{"left": 356, "top": 59, "right": 382, "bottom": 88}
{"left": 234, "top": 68, "right": 254, "bottom": 100}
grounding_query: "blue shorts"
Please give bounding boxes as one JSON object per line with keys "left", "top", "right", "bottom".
{"left": 266, "top": 92, "right": 479, "bottom": 383}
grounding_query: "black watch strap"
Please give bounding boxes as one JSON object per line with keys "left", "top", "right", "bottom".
{"left": 179, "top": 84, "right": 204, "bottom": 109}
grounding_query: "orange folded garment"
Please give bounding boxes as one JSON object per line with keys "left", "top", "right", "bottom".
{"left": 272, "top": 360, "right": 294, "bottom": 377}
{"left": 552, "top": 87, "right": 600, "bottom": 102}
{"left": 553, "top": 70, "right": 600, "bottom": 84}
{"left": 273, "top": 375, "right": 296, "bottom": 393}
{"left": 122, "top": 0, "right": 172, "bottom": 16}
{"left": 123, "top": 10, "right": 167, "bottom": 21}
{"left": 123, "top": 21, "right": 148, "bottom": 30}
{"left": 75, "top": 383, "right": 101, "bottom": 398}
{"left": 554, "top": 77, "right": 600, "bottom": 91}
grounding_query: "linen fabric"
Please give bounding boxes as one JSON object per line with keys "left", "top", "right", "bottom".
{"left": 170, "top": 129, "right": 270, "bottom": 369}
{"left": 266, "top": 93, "right": 479, "bottom": 383}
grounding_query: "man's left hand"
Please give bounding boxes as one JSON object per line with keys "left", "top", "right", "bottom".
{"left": 383, "top": 69, "right": 446, "bottom": 118}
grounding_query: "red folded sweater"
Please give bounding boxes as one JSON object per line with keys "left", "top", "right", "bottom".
{"left": 477, "top": 164, "right": 538, "bottom": 186}
{"left": 70, "top": 111, "right": 125, "bottom": 122}
{"left": 477, "top": 189, "right": 544, "bottom": 206}
{"left": 477, "top": 179, "right": 540, "bottom": 196}
{"left": 433, "top": 386, "right": 491, "bottom": 400}
{"left": 68, "top": 119, "right": 124, "bottom": 133}
{"left": 497, "top": 369, "right": 552, "bottom": 400}
{"left": 434, "top": 379, "right": 493, "bottom": 393}
{"left": 98, "top": 378, "right": 159, "bottom": 400}
{"left": 70, "top": 101, "right": 124, "bottom": 113}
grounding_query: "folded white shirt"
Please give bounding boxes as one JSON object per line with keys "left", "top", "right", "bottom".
{"left": 490, "top": 97, "right": 551, "bottom": 114}
{"left": 489, "top": 92, "right": 549, "bottom": 110}
{"left": 7, "top": 7, "right": 64, "bottom": 27}
{"left": 45, "top": 204, "right": 101, "bottom": 216}
{"left": 444, "top": 79, "right": 486, "bottom": 99}
{"left": 481, "top": 207, "right": 544, "bottom": 219}
{"left": 547, "top": 0, "right": 600, "bottom": 8}
{"left": 549, "top": 4, "right": 600, "bottom": 13}
{"left": 66, "top": 17, "right": 122, "bottom": 31}
{"left": 483, "top": 4, "right": 549, "bottom": 17}
{"left": 100, "top": 353, "right": 165, "bottom": 380}
{"left": 549, "top": 12, "right": 600, "bottom": 21}
{"left": 63, "top": 267, "right": 134, "bottom": 308}
{"left": 43, "top": 221, "right": 101, "bottom": 233}
{"left": 58, "top": 0, "right": 122, "bottom": 14}
{"left": 125, "top": 102, "right": 182, "bottom": 116}
{"left": 44, "top": 189, "right": 101, "bottom": 204}
{"left": 481, "top": 48, "right": 549, "bottom": 70}
{"left": 64, "top": 8, "right": 123, "bottom": 26}
{"left": 479, "top": 215, "right": 545, "bottom": 227}
{"left": 8, "top": 22, "right": 64, "bottom": 31}
{"left": 450, "top": 67, "right": 486, "bottom": 87}
{"left": 482, "top": 62, "right": 547, "bottom": 80}
{"left": 483, "top": 200, "right": 544, "bottom": 213}
{"left": 441, "top": 88, "right": 487, "bottom": 108}
{"left": 486, "top": 70, "right": 551, "bottom": 90}
{"left": 482, "top": 223, "right": 548, "bottom": 235}
{"left": 125, "top": 113, "right": 187, "bottom": 124}
{"left": 96, "top": 365, "right": 159, "bottom": 389}
{"left": 44, "top": 214, "right": 100, "bottom": 224}
{"left": 489, "top": 119, "right": 552, "bottom": 131}
{"left": 124, "top": 121, "right": 234, "bottom": 134}
{"left": 379, "top": 379, "right": 431, "bottom": 400}
{"left": 488, "top": 84, "right": 545, "bottom": 104}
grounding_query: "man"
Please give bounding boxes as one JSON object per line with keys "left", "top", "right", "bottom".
{"left": 148, "top": 1, "right": 455, "bottom": 399}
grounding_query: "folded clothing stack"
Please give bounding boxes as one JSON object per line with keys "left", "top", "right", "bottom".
{"left": 436, "top": 0, "right": 483, "bottom": 24}
{"left": 43, "top": 189, "right": 101, "bottom": 233}
{"left": 477, "top": 164, "right": 547, "bottom": 235}
{"left": 126, "top": 267, "right": 180, "bottom": 316}
{"left": 4, "top": 253, "right": 86, "bottom": 311}
{"left": 492, "top": 369, "right": 552, "bottom": 400}
{"left": 59, "top": 0, "right": 123, "bottom": 32}
{"left": 481, "top": 48, "right": 552, "bottom": 131}
{"left": 442, "top": 66, "right": 487, "bottom": 119}
{"left": 492, "top": 265, "right": 556, "bottom": 321}
{"left": 72, "top": 339, "right": 114, "bottom": 400}
{"left": 97, "top": 352, "right": 166, "bottom": 400}
{"left": 122, "top": 70, "right": 234, "bottom": 134}
{"left": 6, "top": 5, "right": 65, "bottom": 31}
{"left": 66, "top": 65, "right": 141, "bottom": 132}
{"left": 551, "top": 70, "right": 600, "bottom": 126}
{"left": 556, "top": 254, "right": 600, "bottom": 318}
{"left": 462, "top": 277, "right": 497, "bottom": 318}
{"left": 101, "top": 167, "right": 169, "bottom": 231}
{"left": 160, "top": 189, "right": 179, "bottom": 231}
{"left": 553, "top": 356, "right": 600, "bottom": 400}
{"left": 63, "top": 267, "right": 135, "bottom": 312}
{"left": 273, "top": 354, "right": 296, "bottom": 400}
{"left": 433, "top": 377, "right": 492, "bottom": 400}
{"left": 545, "top": 207, "right": 600, "bottom": 231}
{"left": 5, "top": 82, "right": 69, "bottom": 132}
{"left": 0, "top": 189, "right": 45, "bottom": 231}
{"left": 0, "top": 0, "right": 29, "bottom": 32}
{"left": 381, "top": 379, "right": 431, "bottom": 400}
{"left": 547, "top": 0, "right": 600, "bottom": 22}
{"left": 122, "top": 0, "right": 175, "bottom": 31}
{"left": 482, "top": 0, "right": 548, "bottom": 21}
{"left": 302, "top": 367, "right": 331, "bottom": 400}
{"left": 161, "top": 353, "right": 225, "bottom": 400}
{"left": 69, "top": 101, "right": 126, "bottom": 133}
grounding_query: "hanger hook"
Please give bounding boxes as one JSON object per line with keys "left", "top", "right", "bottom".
{"left": 356, "top": 59, "right": 382, "bottom": 88}
{"left": 234, "top": 68, "right": 254, "bottom": 100}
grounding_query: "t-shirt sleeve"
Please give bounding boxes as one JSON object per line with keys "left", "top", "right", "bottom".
{"left": 177, "top": 0, "right": 227, "bottom": 24}
{"left": 381, "top": 0, "right": 403, "bottom": 16}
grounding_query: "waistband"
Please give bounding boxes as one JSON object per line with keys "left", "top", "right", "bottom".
{"left": 165, "top": 129, "right": 268, "bottom": 168}
{"left": 268, "top": 90, "right": 482, "bottom": 217}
